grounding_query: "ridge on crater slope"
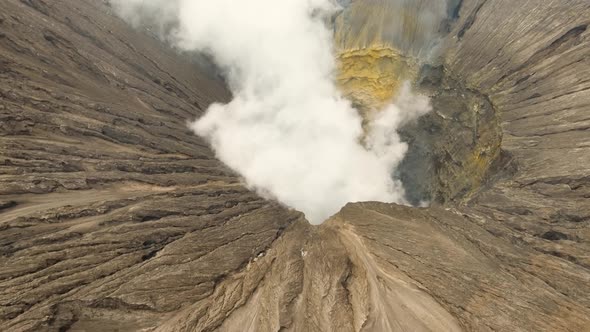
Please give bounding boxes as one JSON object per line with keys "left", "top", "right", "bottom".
{"left": 1, "top": 0, "right": 590, "bottom": 331}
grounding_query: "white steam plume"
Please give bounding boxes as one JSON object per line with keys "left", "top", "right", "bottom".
{"left": 111, "top": 0, "right": 431, "bottom": 224}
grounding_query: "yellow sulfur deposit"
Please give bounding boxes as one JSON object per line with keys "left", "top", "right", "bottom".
{"left": 332, "top": 1, "right": 505, "bottom": 203}
{"left": 333, "top": 0, "right": 447, "bottom": 114}
{"left": 336, "top": 46, "right": 418, "bottom": 117}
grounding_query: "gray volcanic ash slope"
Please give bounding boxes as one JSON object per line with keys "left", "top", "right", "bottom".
{"left": 0, "top": 0, "right": 589, "bottom": 331}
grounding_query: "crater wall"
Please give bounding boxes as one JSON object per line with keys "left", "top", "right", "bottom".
{"left": 0, "top": 0, "right": 589, "bottom": 331}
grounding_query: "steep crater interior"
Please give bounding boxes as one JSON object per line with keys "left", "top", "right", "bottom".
{"left": 107, "top": 0, "right": 511, "bottom": 220}
{"left": 397, "top": 65, "right": 512, "bottom": 205}
{"left": 1, "top": 0, "right": 590, "bottom": 331}
{"left": 333, "top": 0, "right": 511, "bottom": 208}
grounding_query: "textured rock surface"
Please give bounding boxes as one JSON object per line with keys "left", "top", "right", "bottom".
{"left": 0, "top": 1, "right": 300, "bottom": 330}
{"left": 1, "top": 0, "right": 589, "bottom": 331}
{"left": 398, "top": 65, "right": 507, "bottom": 204}
{"left": 333, "top": 0, "right": 451, "bottom": 115}
{"left": 334, "top": 0, "right": 505, "bottom": 202}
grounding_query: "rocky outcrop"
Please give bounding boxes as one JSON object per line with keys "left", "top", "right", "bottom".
{"left": 399, "top": 65, "right": 507, "bottom": 204}
{"left": 333, "top": 0, "right": 450, "bottom": 116}
{"left": 1, "top": 0, "right": 589, "bottom": 331}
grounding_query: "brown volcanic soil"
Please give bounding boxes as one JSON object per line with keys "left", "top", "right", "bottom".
{"left": 1, "top": 0, "right": 590, "bottom": 331}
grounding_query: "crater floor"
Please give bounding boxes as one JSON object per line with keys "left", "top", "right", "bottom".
{"left": 1, "top": 0, "right": 589, "bottom": 331}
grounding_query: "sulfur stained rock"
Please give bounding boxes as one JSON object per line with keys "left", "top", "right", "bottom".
{"left": 336, "top": 46, "right": 418, "bottom": 117}
{"left": 334, "top": 0, "right": 507, "bottom": 204}
{"left": 333, "top": 0, "right": 462, "bottom": 112}
{"left": 1, "top": 0, "right": 589, "bottom": 331}
{"left": 398, "top": 65, "right": 507, "bottom": 204}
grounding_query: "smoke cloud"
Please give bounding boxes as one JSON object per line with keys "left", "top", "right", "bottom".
{"left": 111, "top": 0, "right": 432, "bottom": 224}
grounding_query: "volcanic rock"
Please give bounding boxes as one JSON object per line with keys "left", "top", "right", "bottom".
{"left": 1, "top": 0, "right": 589, "bottom": 331}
